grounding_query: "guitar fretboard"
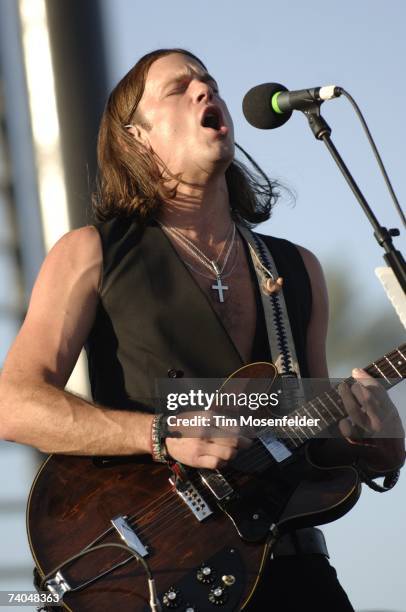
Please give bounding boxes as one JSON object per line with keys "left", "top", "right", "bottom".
{"left": 274, "top": 343, "right": 406, "bottom": 448}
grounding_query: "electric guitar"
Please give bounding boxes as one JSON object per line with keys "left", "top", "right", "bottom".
{"left": 26, "top": 344, "right": 405, "bottom": 612}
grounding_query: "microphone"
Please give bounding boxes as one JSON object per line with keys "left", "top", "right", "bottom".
{"left": 242, "top": 82, "right": 342, "bottom": 129}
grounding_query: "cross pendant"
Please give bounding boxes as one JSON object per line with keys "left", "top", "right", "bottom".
{"left": 212, "top": 276, "right": 229, "bottom": 303}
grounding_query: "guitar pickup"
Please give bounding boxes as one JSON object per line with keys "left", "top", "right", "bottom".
{"left": 169, "top": 478, "right": 213, "bottom": 522}
{"left": 259, "top": 431, "right": 292, "bottom": 463}
{"left": 111, "top": 515, "right": 148, "bottom": 557}
{"left": 199, "top": 469, "right": 234, "bottom": 501}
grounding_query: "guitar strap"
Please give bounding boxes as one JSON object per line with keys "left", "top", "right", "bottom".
{"left": 239, "top": 226, "right": 301, "bottom": 378}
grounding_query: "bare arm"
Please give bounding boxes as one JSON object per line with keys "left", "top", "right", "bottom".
{"left": 0, "top": 226, "right": 153, "bottom": 456}
{"left": 0, "top": 226, "right": 241, "bottom": 467}
{"left": 296, "top": 244, "right": 329, "bottom": 379}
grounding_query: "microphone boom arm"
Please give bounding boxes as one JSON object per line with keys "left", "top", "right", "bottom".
{"left": 302, "top": 102, "right": 406, "bottom": 296}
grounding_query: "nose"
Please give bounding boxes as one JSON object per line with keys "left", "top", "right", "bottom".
{"left": 191, "top": 79, "right": 214, "bottom": 104}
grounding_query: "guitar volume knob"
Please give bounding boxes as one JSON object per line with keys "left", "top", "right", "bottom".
{"left": 196, "top": 564, "right": 215, "bottom": 584}
{"left": 208, "top": 585, "right": 228, "bottom": 605}
{"left": 162, "top": 587, "right": 181, "bottom": 608}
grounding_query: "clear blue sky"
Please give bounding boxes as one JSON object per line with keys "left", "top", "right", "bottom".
{"left": 100, "top": 1, "right": 406, "bottom": 609}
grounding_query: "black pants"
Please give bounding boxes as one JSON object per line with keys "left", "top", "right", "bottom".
{"left": 244, "top": 554, "right": 355, "bottom": 611}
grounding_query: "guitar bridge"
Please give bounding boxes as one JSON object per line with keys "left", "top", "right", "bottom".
{"left": 169, "top": 478, "right": 213, "bottom": 522}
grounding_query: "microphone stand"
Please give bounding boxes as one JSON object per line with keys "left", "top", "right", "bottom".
{"left": 302, "top": 103, "right": 406, "bottom": 295}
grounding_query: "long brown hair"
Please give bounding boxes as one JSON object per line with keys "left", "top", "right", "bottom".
{"left": 93, "top": 48, "right": 279, "bottom": 227}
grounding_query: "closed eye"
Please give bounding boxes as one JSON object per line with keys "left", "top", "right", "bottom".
{"left": 167, "top": 80, "right": 220, "bottom": 96}
{"left": 168, "top": 85, "right": 187, "bottom": 96}
{"left": 167, "top": 78, "right": 191, "bottom": 95}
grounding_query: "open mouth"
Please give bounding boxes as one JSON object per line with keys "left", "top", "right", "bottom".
{"left": 201, "top": 106, "right": 223, "bottom": 131}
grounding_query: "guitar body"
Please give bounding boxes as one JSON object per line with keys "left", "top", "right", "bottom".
{"left": 27, "top": 447, "right": 360, "bottom": 611}
{"left": 28, "top": 344, "right": 406, "bottom": 612}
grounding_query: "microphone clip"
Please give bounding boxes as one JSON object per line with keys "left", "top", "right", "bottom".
{"left": 302, "top": 102, "right": 332, "bottom": 140}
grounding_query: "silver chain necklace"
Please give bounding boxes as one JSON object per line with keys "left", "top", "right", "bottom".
{"left": 164, "top": 221, "right": 234, "bottom": 271}
{"left": 158, "top": 221, "right": 236, "bottom": 302}
{"left": 184, "top": 237, "right": 240, "bottom": 281}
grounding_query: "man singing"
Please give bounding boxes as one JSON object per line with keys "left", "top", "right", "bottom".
{"left": 0, "top": 49, "right": 404, "bottom": 611}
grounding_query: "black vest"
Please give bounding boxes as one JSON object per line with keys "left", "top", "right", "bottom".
{"left": 85, "top": 218, "right": 312, "bottom": 412}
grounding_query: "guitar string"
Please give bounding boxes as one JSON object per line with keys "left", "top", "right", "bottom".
{"left": 86, "top": 491, "right": 283, "bottom": 588}
{"left": 81, "top": 380, "right": 400, "bottom": 560}
{"left": 77, "top": 465, "right": 308, "bottom": 591}
{"left": 88, "top": 494, "right": 282, "bottom": 596}
{"left": 125, "top": 354, "right": 403, "bottom": 543}
{"left": 125, "top": 353, "right": 404, "bottom": 540}
{"left": 129, "top": 394, "right": 357, "bottom": 541}
{"left": 129, "top": 401, "right": 395, "bottom": 541}
{"left": 130, "top": 450, "right": 292, "bottom": 541}
{"left": 125, "top": 442, "right": 271, "bottom": 534}
{"left": 172, "top": 346, "right": 402, "bottom": 485}
{"left": 130, "top": 434, "right": 306, "bottom": 539}
{"left": 122, "top": 352, "right": 402, "bottom": 536}
{"left": 53, "top": 352, "right": 406, "bottom": 580}
{"left": 125, "top": 459, "right": 280, "bottom": 544}
{"left": 141, "top": 485, "right": 286, "bottom": 547}
{"left": 80, "top": 351, "right": 404, "bottom": 550}
{"left": 123, "top": 435, "right": 291, "bottom": 533}
{"left": 126, "top": 442, "right": 297, "bottom": 540}
{"left": 126, "top": 425, "right": 303, "bottom": 533}
{"left": 115, "top": 388, "right": 294, "bottom": 526}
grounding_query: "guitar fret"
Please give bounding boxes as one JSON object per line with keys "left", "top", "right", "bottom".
{"left": 296, "top": 426, "right": 308, "bottom": 441}
{"left": 278, "top": 427, "right": 297, "bottom": 447}
{"left": 372, "top": 361, "right": 390, "bottom": 383}
{"left": 380, "top": 354, "right": 401, "bottom": 375}
{"left": 284, "top": 437, "right": 299, "bottom": 450}
{"left": 302, "top": 406, "right": 320, "bottom": 434}
{"left": 388, "top": 347, "right": 403, "bottom": 360}
{"left": 368, "top": 346, "right": 406, "bottom": 382}
{"left": 316, "top": 396, "right": 335, "bottom": 420}
{"left": 396, "top": 348, "right": 406, "bottom": 364}
{"left": 288, "top": 434, "right": 300, "bottom": 448}
{"left": 376, "top": 360, "right": 393, "bottom": 374}
{"left": 271, "top": 343, "right": 405, "bottom": 448}
{"left": 307, "top": 399, "right": 329, "bottom": 425}
{"left": 369, "top": 357, "right": 390, "bottom": 376}
{"left": 295, "top": 431, "right": 307, "bottom": 443}
{"left": 325, "top": 391, "right": 345, "bottom": 417}
{"left": 384, "top": 356, "right": 402, "bottom": 377}
{"left": 278, "top": 406, "right": 310, "bottom": 443}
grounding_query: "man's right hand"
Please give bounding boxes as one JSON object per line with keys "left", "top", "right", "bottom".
{"left": 165, "top": 435, "right": 251, "bottom": 469}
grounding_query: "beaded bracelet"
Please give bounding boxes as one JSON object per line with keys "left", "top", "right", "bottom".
{"left": 151, "top": 414, "right": 169, "bottom": 463}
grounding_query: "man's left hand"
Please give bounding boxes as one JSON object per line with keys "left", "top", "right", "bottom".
{"left": 338, "top": 368, "right": 403, "bottom": 437}
{"left": 337, "top": 368, "right": 405, "bottom": 472}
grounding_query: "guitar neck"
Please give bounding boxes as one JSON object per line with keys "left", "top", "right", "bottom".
{"left": 278, "top": 343, "right": 406, "bottom": 444}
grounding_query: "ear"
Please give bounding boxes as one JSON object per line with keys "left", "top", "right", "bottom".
{"left": 125, "top": 123, "right": 150, "bottom": 147}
